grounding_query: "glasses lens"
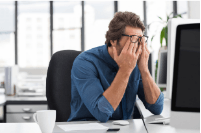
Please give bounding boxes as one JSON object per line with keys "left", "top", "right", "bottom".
{"left": 131, "top": 36, "right": 138, "bottom": 43}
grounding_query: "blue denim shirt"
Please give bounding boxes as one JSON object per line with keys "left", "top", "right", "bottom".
{"left": 67, "top": 45, "right": 164, "bottom": 123}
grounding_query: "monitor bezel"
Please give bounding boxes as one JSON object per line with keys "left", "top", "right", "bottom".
{"left": 171, "top": 23, "right": 200, "bottom": 112}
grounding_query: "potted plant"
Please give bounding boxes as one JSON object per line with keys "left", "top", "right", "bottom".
{"left": 148, "top": 12, "right": 184, "bottom": 91}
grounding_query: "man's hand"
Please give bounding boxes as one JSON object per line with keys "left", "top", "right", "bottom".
{"left": 113, "top": 38, "right": 142, "bottom": 74}
{"left": 137, "top": 38, "right": 161, "bottom": 105}
{"left": 103, "top": 38, "right": 141, "bottom": 111}
{"left": 137, "top": 37, "right": 150, "bottom": 73}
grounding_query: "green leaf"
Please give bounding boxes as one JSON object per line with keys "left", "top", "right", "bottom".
{"left": 151, "top": 35, "right": 155, "bottom": 42}
{"left": 160, "top": 27, "right": 165, "bottom": 47}
{"left": 155, "top": 60, "right": 158, "bottom": 83}
{"left": 168, "top": 12, "right": 173, "bottom": 17}
{"left": 158, "top": 16, "right": 163, "bottom": 21}
{"left": 167, "top": 15, "right": 169, "bottom": 22}
{"left": 164, "top": 26, "right": 168, "bottom": 46}
{"left": 173, "top": 14, "right": 178, "bottom": 18}
{"left": 173, "top": 14, "right": 183, "bottom": 18}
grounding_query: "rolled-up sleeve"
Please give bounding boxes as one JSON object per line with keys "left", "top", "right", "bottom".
{"left": 137, "top": 76, "right": 164, "bottom": 115}
{"left": 71, "top": 57, "right": 114, "bottom": 122}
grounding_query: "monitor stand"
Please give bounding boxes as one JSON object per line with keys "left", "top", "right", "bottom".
{"left": 170, "top": 111, "right": 200, "bottom": 130}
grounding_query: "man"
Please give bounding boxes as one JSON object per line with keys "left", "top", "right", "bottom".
{"left": 67, "top": 11, "right": 164, "bottom": 122}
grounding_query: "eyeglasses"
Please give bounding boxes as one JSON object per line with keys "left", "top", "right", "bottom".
{"left": 122, "top": 34, "right": 148, "bottom": 43}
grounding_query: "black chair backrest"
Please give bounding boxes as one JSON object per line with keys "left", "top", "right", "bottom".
{"left": 46, "top": 50, "right": 81, "bottom": 122}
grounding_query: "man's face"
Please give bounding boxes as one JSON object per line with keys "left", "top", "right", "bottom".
{"left": 116, "top": 26, "right": 143, "bottom": 56}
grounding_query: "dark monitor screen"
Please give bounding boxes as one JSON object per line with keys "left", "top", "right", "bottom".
{"left": 171, "top": 23, "right": 200, "bottom": 112}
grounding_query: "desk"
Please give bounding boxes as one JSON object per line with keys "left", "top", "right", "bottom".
{"left": 0, "top": 96, "right": 199, "bottom": 133}
{"left": 0, "top": 119, "right": 147, "bottom": 133}
{"left": 136, "top": 98, "right": 200, "bottom": 133}
{"left": 0, "top": 94, "right": 47, "bottom": 123}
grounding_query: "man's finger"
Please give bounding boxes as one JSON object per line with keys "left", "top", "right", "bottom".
{"left": 141, "top": 37, "right": 146, "bottom": 44}
{"left": 131, "top": 43, "right": 138, "bottom": 54}
{"left": 141, "top": 37, "right": 146, "bottom": 49}
{"left": 139, "top": 47, "right": 142, "bottom": 55}
{"left": 136, "top": 44, "right": 142, "bottom": 57}
{"left": 122, "top": 38, "right": 131, "bottom": 52}
{"left": 141, "top": 41, "right": 146, "bottom": 55}
{"left": 133, "top": 43, "right": 139, "bottom": 54}
{"left": 145, "top": 44, "right": 150, "bottom": 54}
{"left": 128, "top": 42, "right": 135, "bottom": 53}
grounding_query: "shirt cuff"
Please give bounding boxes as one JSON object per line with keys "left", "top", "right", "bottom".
{"left": 98, "top": 95, "right": 114, "bottom": 117}
{"left": 145, "top": 91, "right": 164, "bottom": 108}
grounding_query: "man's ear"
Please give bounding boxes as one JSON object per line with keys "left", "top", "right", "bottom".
{"left": 110, "top": 40, "right": 117, "bottom": 47}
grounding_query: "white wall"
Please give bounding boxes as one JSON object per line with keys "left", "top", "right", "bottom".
{"left": 188, "top": 1, "right": 200, "bottom": 19}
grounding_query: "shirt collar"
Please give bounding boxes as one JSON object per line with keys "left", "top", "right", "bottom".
{"left": 102, "top": 44, "right": 119, "bottom": 71}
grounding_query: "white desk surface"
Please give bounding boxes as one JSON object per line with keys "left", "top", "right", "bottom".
{"left": 0, "top": 94, "right": 46, "bottom": 105}
{"left": 136, "top": 98, "right": 171, "bottom": 119}
{"left": 0, "top": 96, "right": 199, "bottom": 133}
{"left": 136, "top": 98, "right": 200, "bottom": 133}
{"left": 0, "top": 119, "right": 147, "bottom": 133}
{"left": 5, "top": 95, "right": 47, "bottom": 101}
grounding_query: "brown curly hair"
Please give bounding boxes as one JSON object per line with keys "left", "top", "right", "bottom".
{"left": 105, "top": 11, "right": 145, "bottom": 47}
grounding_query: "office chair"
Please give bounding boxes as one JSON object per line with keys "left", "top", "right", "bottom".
{"left": 46, "top": 50, "right": 141, "bottom": 122}
{"left": 46, "top": 50, "right": 81, "bottom": 122}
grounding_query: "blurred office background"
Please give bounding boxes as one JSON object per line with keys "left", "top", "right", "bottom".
{"left": 0, "top": 1, "right": 200, "bottom": 122}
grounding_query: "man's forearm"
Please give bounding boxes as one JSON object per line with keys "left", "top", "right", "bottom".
{"left": 140, "top": 69, "right": 161, "bottom": 104}
{"left": 103, "top": 68, "right": 130, "bottom": 111}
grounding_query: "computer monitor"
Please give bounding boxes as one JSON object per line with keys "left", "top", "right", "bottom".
{"left": 148, "top": 51, "right": 155, "bottom": 81}
{"left": 156, "top": 49, "right": 167, "bottom": 88}
{"left": 169, "top": 22, "right": 200, "bottom": 129}
{"left": 166, "top": 18, "right": 200, "bottom": 99}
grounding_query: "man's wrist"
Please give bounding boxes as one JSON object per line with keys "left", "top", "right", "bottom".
{"left": 118, "top": 68, "right": 132, "bottom": 77}
{"left": 139, "top": 68, "right": 150, "bottom": 75}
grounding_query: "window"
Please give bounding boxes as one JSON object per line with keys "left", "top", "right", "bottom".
{"left": 26, "top": 43, "right": 31, "bottom": 48}
{"left": 37, "top": 26, "right": 42, "bottom": 31}
{"left": 146, "top": 1, "right": 173, "bottom": 61}
{"left": 177, "top": 1, "right": 188, "bottom": 19}
{"left": 118, "top": 1, "right": 144, "bottom": 21}
{"left": 53, "top": 1, "right": 81, "bottom": 53}
{"left": 26, "top": 18, "right": 31, "bottom": 22}
{"left": 37, "top": 18, "right": 42, "bottom": 22}
{"left": 26, "top": 26, "right": 32, "bottom": 31}
{"left": 18, "top": 1, "right": 50, "bottom": 68}
{"left": 84, "top": 1, "right": 114, "bottom": 50}
{"left": 0, "top": 2, "right": 15, "bottom": 66}
{"left": 37, "top": 35, "right": 43, "bottom": 39}
{"left": 1, "top": 1, "right": 184, "bottom": 68}
{"left": 26, "top": 34, "right": 32, "bottom": 39}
